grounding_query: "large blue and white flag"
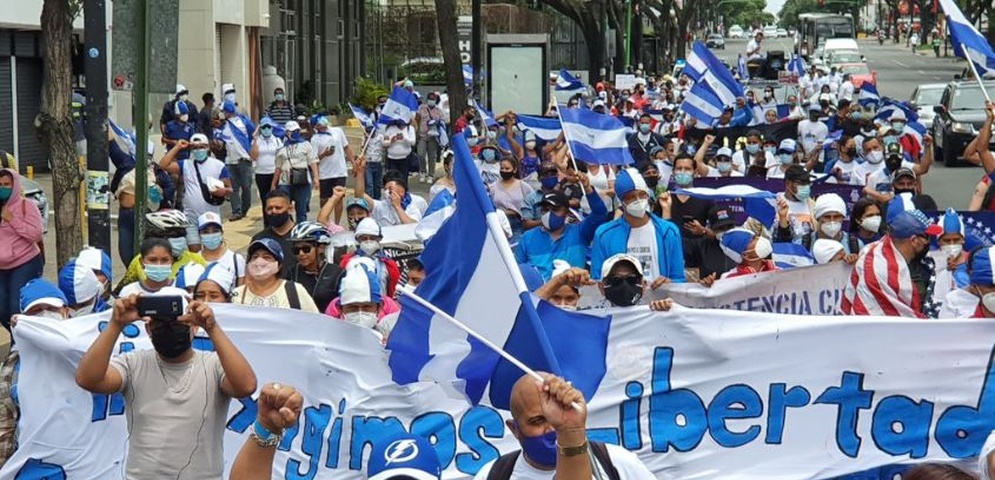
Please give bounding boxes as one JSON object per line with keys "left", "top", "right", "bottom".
{"left": 680, "top": 80, "right": 727, "bottom": 125}
{"left": 516, "top": 114, "right": 562, "bottom": 141}
{"left": 674, "top": 184, "right": 777, "bottom": 225}
{"left": 349, "top": 103, "right": 375, "bottom": 130}
{"left": 472, "top": 100, "right": 499, "bottom": 128}
{"left": 684, "top": 42, "right": 745, "bottom": 106}
{"left": 858, "top": 82, "right": 881, "bottom": 107}
{"left": 462, "top": 64, "right": 474, "bottom": 85}
{"left": 377, "top": 86, "right": 420, "bottom": 126}
{"left": 939, "top": 0, "right": 995, "bottom": 78}
{"left": 788, "top": 54, "right": 806, "bottom": 77}
{"left": 876, "top": 99, "right": 928, "bottom": 143}
{"left": 387, "top": 135, "right": 608, "bottom": 408}
{"left": 414, "top": 189, "right": 456, "bottom": 242}
{"left": 737, "top": 54, "right": 750, "bottom": 82}
{"left": 558, "top": 107, "right": 634, "bottom": 165}
{"left": 556, "top": 69, "right": 586, "bottom": 93}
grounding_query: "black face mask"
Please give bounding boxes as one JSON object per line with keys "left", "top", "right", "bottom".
{"left": 644, "top": 176, "right": 660, "bottom": 188}
{"left": 885, "top": 157, "right": 902, "bottom": 172}
{"left": 266, "top": 211, "right": 291, "bottom": 229}
{"left": 150, "top": 318, "right": 192, "bottom": 359}
{"left": 846, "top": 147, "right": 858, "bottom": 158}
{"left": 500, "top": 171, "right": 516, "bottom": 181}
{"left": 603, "top": 276, "right": 643, "bottom": 307}
{"left": 810, "top": 114, "right": 821, "bottom": 122}
{"left": 894, "top": 187, "right": 916, "bottom": 196}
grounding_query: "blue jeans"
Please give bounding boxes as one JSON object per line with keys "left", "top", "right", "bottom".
{"left": 0, "top": 254, "right": 43, "bottom": 331}
{"left": 366, "top": 162, "right": 384, "bottom": 199}
{"left": 228, "top": 159, "right": 254, "bottom": 216}
{"left": 280, "top": 184, "right": 311, "bottom": 223}
{"left": 118, "top": 207, "right": 135, "bottom": 266}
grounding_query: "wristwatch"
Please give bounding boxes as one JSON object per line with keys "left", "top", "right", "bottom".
{"left": 251, "top": 420, "right": 282, "bottom": 448}
{"left": 557, "top": 440, "right": 589, "bottom": 457}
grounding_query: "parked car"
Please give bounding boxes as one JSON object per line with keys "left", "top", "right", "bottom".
{"left": 763, "top": 26, "right": 778, "bottom": 38}
{"left": 706, "top": 33, "right": 726, "bottom": 49}
{"left": 776, "top": 28, "right": 788, "bottom": 38}
{"left": 837, "top": 62, "right": 877, "bottom": 87}
{"left": 825, "top": 50, "right": 863, "bottom": 67}
{"left": 932, "top": 80, "right": 995, "bottom": 166}
{"left": 910, "top": 83, "right": 946, "bottom": 127}
{"left": 728, "top": 25, "right": 745, "bottom": 38}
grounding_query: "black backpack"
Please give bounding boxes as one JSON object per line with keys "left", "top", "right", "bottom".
{"left": 485, "top": 442, "right": 620, "bottom": 480}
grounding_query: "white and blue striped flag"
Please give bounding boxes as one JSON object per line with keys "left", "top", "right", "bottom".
{"left": 680, "top": 80, "right": 727, "bottom": 125}
{"left": 858, "top": 82, "right": 881, "bottom": 107}
{"left": 472, "top": 100, "right": 499, "bottom": 128}
{"left": 386, "top": 135, "right": 610, "bottom": 408}
{"left": 414, "top": 189, "right": 456, "bottom": 242}
{"left": 788, "top": 54, "right": 806, "bottom": 77}
{"left": 556, "top": 69, "right": 586, "bottom": 93}
{"left": 737, "top": 54, "right": 750, "bottom": 82}
{"left": 516, "top": 114, "right": 562, "bottom": 141}
{"left": 349, "top": 103, "right": 374, "bottom": 129}
{"left": 558, "top": 107, "right": 634, "bottom": 165}
{"left": 462, "top": 64, "right": 474, "bottom": 85}
{"left": 684, "top": 42, "right": 745, "bottom": 106}
{"left": 939, "top": 0, "right": 995, "bottom": 78}
{"left": 377, "top": 86, "right": 420, "bottom": 126}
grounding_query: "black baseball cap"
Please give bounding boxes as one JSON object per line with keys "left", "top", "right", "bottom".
{"left": 539, "top": 191, "right": 569, "bottom": 209}
{"left": 784, "top": 165, "right": 813, "bottom": 185}
{"left": 708, "top": 206, "right": 736, "bottom": 231}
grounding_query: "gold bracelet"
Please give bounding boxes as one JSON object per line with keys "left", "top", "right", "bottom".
{"left": 557, "top": 440, "right": 589, "bottom": 457}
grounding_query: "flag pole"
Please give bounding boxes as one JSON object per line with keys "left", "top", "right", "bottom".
{"left": 398, "top": 288, "right": 584, "bottom": 412}
{"left": 554, "top": 106, "right": 592, "bottom": 206}
{"left": 961, "top": 44, "right": 993, "bottom": 102}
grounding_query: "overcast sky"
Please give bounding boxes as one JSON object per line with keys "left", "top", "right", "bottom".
{"left": 766, "top": 0, "right": 786, "bottom": 18}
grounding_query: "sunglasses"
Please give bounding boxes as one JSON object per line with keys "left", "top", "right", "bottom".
{"left": 293, "top": 245, "right": 314, "bottom": 254}
{"left": 260, "top": 125, "right": 273, "bottom": 130}
{"left": 603, "top": 275, "right": 641, "bottom": 287}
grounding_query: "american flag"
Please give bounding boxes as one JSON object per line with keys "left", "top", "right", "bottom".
{"left": 841, "top": 236, "right": 925, "bottom": 318}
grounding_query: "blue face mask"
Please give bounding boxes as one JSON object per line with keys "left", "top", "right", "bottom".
{"left": 144, "top": 264, "right": 172, "bottom": 282}
{"left": 540, "top": 176, "right": 559, "bottom": 190}
{"left": 168, "top": 237, "right": 187, "bottom": 257}
{"left": 542, "top": 211, "right": 566, "bottom": 231}
{"left": 289, "top": 131, "right": 303, "bottom": 142}
{"left": 796, "top": 184, "right": 811, "bottom": 201}
{"left": 261, "top": 127, "right": 273, "bottom": 138}
{"left": 686, "top": 145, "right": 697, "bottom": 155}
{"left": 467, "top": 136, "right": 480, "bottom": 147}
{"left": 639, "top": 124, "right": 651, "bottom": 134}
{"left": 764, "top": 146, "right": 776, "bottom": 155}
{"left": 519, "top": 430, "right": 558, "bottom": 468}
{"left": 481, "top": 149, "right": 497, "bottom": 162}
{"left": 851, "top": 112, "right": 862, "bottom": 120}
{"left": 745, "top": 144, "right": 760, "bottom": 154}
{"left": 674, "top": 172, "right": 693, "bottom": 186}
{"left": 0, "top": 187, "right": 12, "bottom": 201}
{"left": 192, "top": 149, "right": 209, "bottom": 162}
{"left": 201, "top": 232, "right": 223, "bottom": 250}
{"left": 892, "top": 121, "right": 906, "bottom": 132}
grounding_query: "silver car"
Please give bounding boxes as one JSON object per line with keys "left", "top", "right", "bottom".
{"left": 910, "top": 83, "right": 946, "bottom": 129}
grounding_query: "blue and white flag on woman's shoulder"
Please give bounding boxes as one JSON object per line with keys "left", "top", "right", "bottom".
{"left": 939, "top": 0, "right": 995, "bottom": 78}
{"left": 378, "top": 87, "right": 420, "bottom": 126}
{"left": 387, "top": 135, "right": 609, "bottom": 409}
{"left": 350, "top": 103, "right": 375, "bottom": 130}
{"left": 517, "top": 115, "right": 562, "bottom": 141}
{"left": 558, "top": 107, "right": 634, "bottom": 165}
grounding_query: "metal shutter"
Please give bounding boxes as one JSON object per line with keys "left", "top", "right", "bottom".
{"left": 214, "top": 24, "right": 223, "bottom": 95}
{"left": 0, "top": 58, "right": 13, "bottom": 156}
{"left": 15, "top": 59, "right": 44, "bottom": 172}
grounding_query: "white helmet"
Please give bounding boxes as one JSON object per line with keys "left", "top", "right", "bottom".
{"left": 290, "top": 221, "right": 332, "bottom": 244}
{"left": 145, "top": 209, "right": 189, "bottom": 231}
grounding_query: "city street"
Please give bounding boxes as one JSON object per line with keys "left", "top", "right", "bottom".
{"left": 716, "top": 37, "right": 978, "bottom": 210}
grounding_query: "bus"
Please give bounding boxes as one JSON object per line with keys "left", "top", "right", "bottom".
{"left": 797, "top": 13, "right": 855, "bottom": 58}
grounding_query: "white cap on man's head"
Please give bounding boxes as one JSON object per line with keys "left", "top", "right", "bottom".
{"left": 600, "top": 253, "right": 644, "bottom": 279}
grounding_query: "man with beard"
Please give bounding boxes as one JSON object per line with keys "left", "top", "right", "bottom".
{"left": 76, "top": 288, "right": 257, "bottom": 479}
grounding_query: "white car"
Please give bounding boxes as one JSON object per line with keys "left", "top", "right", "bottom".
{"left": 728, "top": 25, "right": 745, "bottom": 38}
{"left": 776, "top": 28, "right": 788, "bottom": 38}
{"left": 763, "top": 26, "right": 777, "bottom": 38}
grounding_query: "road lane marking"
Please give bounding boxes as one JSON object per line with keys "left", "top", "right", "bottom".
{"left": 893, "top": 60, "right": 910, "bottom": 68}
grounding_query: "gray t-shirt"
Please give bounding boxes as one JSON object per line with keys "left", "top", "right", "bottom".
{"left": 110, "top": 349, "right": 230, "bottom": 480}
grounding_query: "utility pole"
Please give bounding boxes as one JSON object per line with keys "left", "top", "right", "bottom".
{"left": 471, "top": 0, "right": 482, "bottom": 102}
{"left": 624, "top": 0, "right": 633, "bottom": 70}
{"left": 133, "top": 0, "right": 151, "bottom": 254}
{"left": 83, "top": 0, "right": 110, "bottom": 254}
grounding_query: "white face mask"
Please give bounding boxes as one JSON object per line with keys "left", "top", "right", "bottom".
{"left": 866, "top": 150, "right": 884, "bottom": 164}
{"left": 558, "top": 304, "right": 578, "bottom": 311}
{"left": 224, "top": 92, "right": 236, "bottom": 103}
{"left": 625, "top": 198, "right": 649, "bottom": 218}
{"left": 821, "top": 221, "right": 842, "bottom": 238}
{"left": 248, "top": 258, "right": 279, "bottom": 280}
{"left": 179, "top": 114, "right": 189, "bottom": 122}
{"left": 941, "top": 244, "right": 963, "bottom": 258}
{"left": 983, "top": 292, "right": 995, "bottom": 314}
{"left": 37, "top": 310, "right": 66, "bottom": 321}
{"left": 753, "top": 237, "right": 773, "bottom": 259}
{"left": 860, "top": 215, "right": 882, "bottom": 233}
{"left": 344, "top": 311, "right": 378, "bottom": 329}
{"left": 72, "top": 303, "right": 95, "bottom": 317}
{"left": 360, "top": 240, "right": 381, "bottom": 254}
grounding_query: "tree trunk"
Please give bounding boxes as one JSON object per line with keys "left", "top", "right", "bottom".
{"left": 435, "top": 0, "right": 467, "bottom": 125}
{"left": 580, "top": 18, "right": 606, "bottom": 82}
{"left": 40, "top": 0, "right": 83, "bottom": 269}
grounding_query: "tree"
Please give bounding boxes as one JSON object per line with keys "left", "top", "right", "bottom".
{"left": 538, "top": 0, "right": 609, "bottom": 81}
{"left": 435, "top": 0, "right": 468, "bottom": 125}
{"left": 39, "top": 0, "right": 84, "bottom": 268}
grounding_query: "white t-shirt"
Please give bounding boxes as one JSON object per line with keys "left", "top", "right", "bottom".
{"left": 253, "top": 135, "right": 283, "bottom": 175}
{"left": 706, "top": 168, "right": 745, "bottom": 178}
{"left": 119, "top": 281, "right": 166, "bottom": 298}
{"left": 851, "top": 160, "right": 884, "bottom": 187}
{"left": 206, "top": 249, "right": 247, "bottom": 280}
{"left": 766, "top": 165, "right": 789, "bottom": 180}
{"left": 473, "top": 444, "right": 655, "bottom": 480}
{"left": 312, "top": 128, "right": 350, "bottom": 179}
{"left": 746, "top": 39, "right": 762, "bottom": 60}
{"left": 865, "top": 160, "right": 916, "bottom": 191}
{"left": 372, "top": 194, "right": 429, "bottom": 226}
{"left": 839, "top": 81, "right": 855, "bottom": 101}
{"left": 233, "top": 280, "right": 319, "bottom": 313}
{"left": 626, "top": 222, "right": 660, "bottom": 280}
{"left": 778, "top": 193, "right": 814, "bottom": 238}
{"left": 827, "top": 159, "right": 859, "bottom": 185}
{"left": 180, "top": 157, "right": 229, "bottom": 218}
{"left": 222, "top": 117, "right": 251, "bottom": 161}
{"left": 797, "top": 120, "right": 828, "bottom": 154}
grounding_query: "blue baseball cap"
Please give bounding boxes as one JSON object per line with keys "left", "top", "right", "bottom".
{"left": 366, "top": 432, "right": 442, "bottom": 480}
{"left": 20, "top": 278, "right": 68, "bottom": 313}
{"left": 719, "top": 228, "right": 756, "bottom": 264}
{"left": 971, "top": 246, "right": 995, "bottom": 286}
{"left": 259, "top": 116, "right": 277, "bottom": 127}
{"left": 614, "top": 167, "right": 648, "bottom": 200}
{"left": 58, "top": 259, "right": 101, "bottom": 306}
{"left": 889, "top": 210, "right": 942, "bottom": 240}
{"left": 346, "top": 198, "right": 371, "bottom": 212}
{"left": 248, "top": 238, "right": 284, "bottom": 263}
{"left": 77, "top": 247, "right": 112, "bottom": 283}
{"left": 941, "top": 208, "right": 965, "bottom": 237}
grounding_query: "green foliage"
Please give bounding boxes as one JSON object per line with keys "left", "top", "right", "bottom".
{"left": 352, "top": 77, "right": 390, "bottom": 111}
{"left": 718, "top": 0, "right": 775, "bottom": 28}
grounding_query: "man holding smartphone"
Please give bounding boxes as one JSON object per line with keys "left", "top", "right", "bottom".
{"left": 75, "top": 288, "right": 257, "bottom": 479}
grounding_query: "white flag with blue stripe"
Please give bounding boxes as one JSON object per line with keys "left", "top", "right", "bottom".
{"left": 858, "top": 83, "right": 881, "bottom": 107}
{"left": 559, "top": 107, "right": 634, "bottom": 165}
{"left": 684, "top": 42, "right": 745, "bottom": 106}
{"left": 386, "top": 135, "right": 609, "bottom": 408}
{"left": 472, "top": 100, "right": 499, "bottom": 128}
{"left": 939, "top": 0, "right": 995, "bottom": 78}
{"left": 517, "top": 114, "right": 562, "bottom": 141}
{"left": 680, "top": 80, "right": 726, "bottom": 125}
{"left": 788, "top": 54, "right": 806, "bottom": 76}
{"left": 377, "top": 86, "right": 420, "bottom": 126}
{"left": 462, "top": 64, "right": 474, "bottom": 85}
{"left": 737, "top": 54, "right": 750, "bottom": 82}
{"left": 349, "top": 103, "right": 374, "bottom": 129}
{"left": 556, "top": 69, "right": 586, "bottom": 93}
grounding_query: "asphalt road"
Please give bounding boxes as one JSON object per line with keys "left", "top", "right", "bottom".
{"left": 716, "top": 37, "right": 978, "bottom": 210}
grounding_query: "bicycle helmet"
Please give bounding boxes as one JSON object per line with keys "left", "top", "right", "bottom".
{"left": 145, "top": 209, "right": 189, "bottom": 231}
{"left": 290, "top": 221, "right": 332, "bottom": 244}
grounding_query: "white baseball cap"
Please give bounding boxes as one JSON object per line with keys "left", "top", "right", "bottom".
{"left": 600, "top": 253, "right": 644, "bottom": 279}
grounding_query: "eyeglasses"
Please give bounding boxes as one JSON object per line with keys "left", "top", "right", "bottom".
{"left": 260, "top": 126, "right": 273, "bottom": 130}
{"left": 293, "top": 245, "right": 314, "bottom": 254}
{"left": 603, "top": 275, "right": 641, "bottom": 287}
